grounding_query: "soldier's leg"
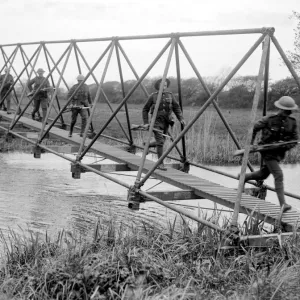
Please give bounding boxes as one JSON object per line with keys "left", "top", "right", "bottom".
{"left": 264, "top": 159, "right": 291, "bottom": 212}
{"left": 32, "top": 99, "right": 40, "bottom": 119}
{"left": 244, "top": 165, "right": 270, "bottom": 182}
{"left": 6, "top": 92, "right": 11, "bottom": 114}
{"left": 69, "top": 109, "right": 79, "bottom": 137}
{"left": 40, "top": 98, "right": 48, "bottom": 122}
{"left": 0, "top": 93, "right": 7, "bottom": 110}
{"left": 154, "top": 125, "right": 167, "bottom": 170}
{"left": 79, "top": 109, "right": 88, "bottom": 137}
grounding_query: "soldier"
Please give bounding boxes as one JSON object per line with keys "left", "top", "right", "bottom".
{"left": 0, "top": 68, "right": 14, "bottom": 114}
{"left": 243, "top": 96, "right": 299, "bottom": 212}
{"left": 27, "top": 68, "right": 51, "bottom": 122}
{"left": 142, "top": 78, "right": 185, "bottom": 170}
{"left": 68, "top": 74, "right": 92, "bottom": 138}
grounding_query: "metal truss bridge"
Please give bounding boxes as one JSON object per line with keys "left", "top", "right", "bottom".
{"left": 1, "top": 27, "right": 300, "bottom": 245}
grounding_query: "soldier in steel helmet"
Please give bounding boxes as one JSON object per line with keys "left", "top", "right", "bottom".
{"left": 0, "top": 68, "right": 14, "bottom": 114}
{"left": 27, "top": 68, "right": 51, "bottom": 122}
{"left": 243, "top": 96, "right": 299, "bottom": 212}
{"left": 67, "top": 74, "right": 92, "bottom": 137}
{"left": 142, "top": 78, "right": 185, "bottom": 170}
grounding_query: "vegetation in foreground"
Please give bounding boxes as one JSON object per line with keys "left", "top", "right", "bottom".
{"left": 1, "top": 212, "right": 300, "bottom": 300}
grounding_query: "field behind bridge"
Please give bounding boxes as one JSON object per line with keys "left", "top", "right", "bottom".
{"left": 13, "top": 100, "right": 300, "bottom": 165}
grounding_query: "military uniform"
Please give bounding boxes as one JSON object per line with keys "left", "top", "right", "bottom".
{"left": 143, "top": 91, "right": 183, "bottom": 160}
{"left": 68, "top": 82, "right": 92, "bottom": 136}
{"left": 27, "top": 76, "right": 50, "bottom": 121}
{"left": 0, "top": 73, "right": 14, "bottom": 112}
{"left": 244, "top": 113, "right": 298, "bottom": 210}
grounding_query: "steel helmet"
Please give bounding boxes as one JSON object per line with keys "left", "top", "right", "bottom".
{"left": 77, "top": 74, "right": 85, "bottom": 81}
{"left": 274, "top": 96, "right": 298, "bottom": 110}
{"left": 37, "top": 68, "right": 45, "bottom": 73}
{"left": 154, "top": 78, "right": 170, "bottom": 90}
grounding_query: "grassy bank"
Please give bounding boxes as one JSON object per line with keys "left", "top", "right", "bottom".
{"left": 2, "top": 103, "right": 300, "bottom": 164}
{"left": 0, "top": 214, "right": 300, "bottom": 300}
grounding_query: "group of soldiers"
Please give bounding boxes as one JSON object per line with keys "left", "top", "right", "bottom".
{"left": 0, "top": 67, "right": 299, "bottom": 213}
{"left": 0, "top": 68, "right": 92, "bottom": 136}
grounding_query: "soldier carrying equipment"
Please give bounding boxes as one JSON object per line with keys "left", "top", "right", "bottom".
{"left": 67, "top": 74, "right": 92, "bottom": 138}
{"left": 142, "top": 78, "right": 185, "bottom": 171}
{"left": 242, "top": 96, "right": 299, "bottom": 213}
{"left": 27, "top": 68, "right": 52, "bottom": 122}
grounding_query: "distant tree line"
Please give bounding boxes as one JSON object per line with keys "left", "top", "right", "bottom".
{"left": 87, "top": 75, "right": 300, "bottom": 110}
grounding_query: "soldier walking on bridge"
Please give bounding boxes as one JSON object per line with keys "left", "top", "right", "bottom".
{"left": 243, "top": 96, "right": 299, "bottom": 212}
{"left": 68, "top": 74, "right": 92, "bottom": 138}
{"left": 142, "top": 78, "right": 185, "bottom": 170}
{"left": 27, "top": 68, "right": 51, "bottom": 122}
{"left": 0, "top": 68, "right": 14, "bottom": 114}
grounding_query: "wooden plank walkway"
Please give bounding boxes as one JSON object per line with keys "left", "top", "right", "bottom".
{"left": 1, "top": 112, "right": 300, "bottom": 231}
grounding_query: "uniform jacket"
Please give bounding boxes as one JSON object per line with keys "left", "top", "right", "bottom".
{"left": 27, "top": 76, "right": 50, "bottom": 99}
{"left": 142, "top": 91, "right": 183, "bottom": 125}
{"left": 67, "top": 83, "right": 92, "bottom": 107}
{"left": 0, "top": 73, "right": 14, "bottom": 95}
{"left": 252, "top": 113, "right": 298, "bottom": 161}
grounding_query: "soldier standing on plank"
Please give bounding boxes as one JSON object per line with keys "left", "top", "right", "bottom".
{"left": 142, "top": 78, "right": 185, "bottom": 171}
{"left": 0, "top": 68, "right": 14, "bottom": 114}
{"left": 68, "top": 74, "right": 92, "bottom": 138}
{"left": 27, "top": 68, "right": 51, "bottom": 122}
{"left": 243, "top": 96, "right": 299, "bottom": 212}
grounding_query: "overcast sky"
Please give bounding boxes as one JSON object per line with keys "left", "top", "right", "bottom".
{"left": 0, "top": 0, "right": 299, "bottom": 85}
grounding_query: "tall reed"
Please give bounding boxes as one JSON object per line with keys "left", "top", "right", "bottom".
{"left": 1, "top": 210, "right": 300, "bottom": 300}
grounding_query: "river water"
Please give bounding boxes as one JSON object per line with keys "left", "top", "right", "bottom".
{"left": 0, "top": 152, "right": 299, "bottom": 239}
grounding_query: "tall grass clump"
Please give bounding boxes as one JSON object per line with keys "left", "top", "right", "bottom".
{"left": 1, "top": 212, "right": 300, "bottom": 300}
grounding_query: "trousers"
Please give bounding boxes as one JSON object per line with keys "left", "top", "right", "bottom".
{"left": 0, "top": 92, "right": 11, "bottom": 111}
{"left": 70, "top": 108, "right": 88, "bottom": 134}
{"left": 244, "top": 158, "right": 285, "bottom": 206}
{"left": 32, "top": 98, "right": 48, "bottom": 121}
{"left": 151, "top": 118, "right": 169, "bottom": 161}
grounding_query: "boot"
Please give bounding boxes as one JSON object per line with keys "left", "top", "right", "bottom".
{"left": 42, "top": 109, "right": 47, "bottom": 123}
{"left": 276, "top": 182, "right": 292, "bottom": 213}
{"left": 69, "top": 123, "right": 75, "bottom": 138}
{"left": 156, "top": 145, "right": 167, "bottom": 171}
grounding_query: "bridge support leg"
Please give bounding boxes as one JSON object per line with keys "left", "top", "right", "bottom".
{"left": 127, "top": 186, "right": 142, "bottom": 210}
{"left": 33, "top": 145, "right": 42, "bottom": 158}
{"left": 71, "top": 163, "right": 81, "bottom": 179}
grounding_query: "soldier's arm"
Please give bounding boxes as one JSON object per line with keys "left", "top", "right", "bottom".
{"left": 27, "top": 78, "right": 35, "bottom": 91}
{"left": 285, "top": 121, "right": 299, "bottom": 150}
{"left": 87, "top": 88, "right": 92, "bottom": 105}
{"left": 8, "top": 74, "right": 14, "bottom": 84}
{"left": 251, "top": 116, "right": 268, "bottom": 144}
{"left": 67, "top": 85, "right": 76, "bottom": 100}
{"left": 142, "top": 95, "right": 153, "bottom": 124}
{"left": 171, "top": 95, "right": 183, "bottom": 121}
{"left": 45, "top": 79, "right": 50, "bottom": 88}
